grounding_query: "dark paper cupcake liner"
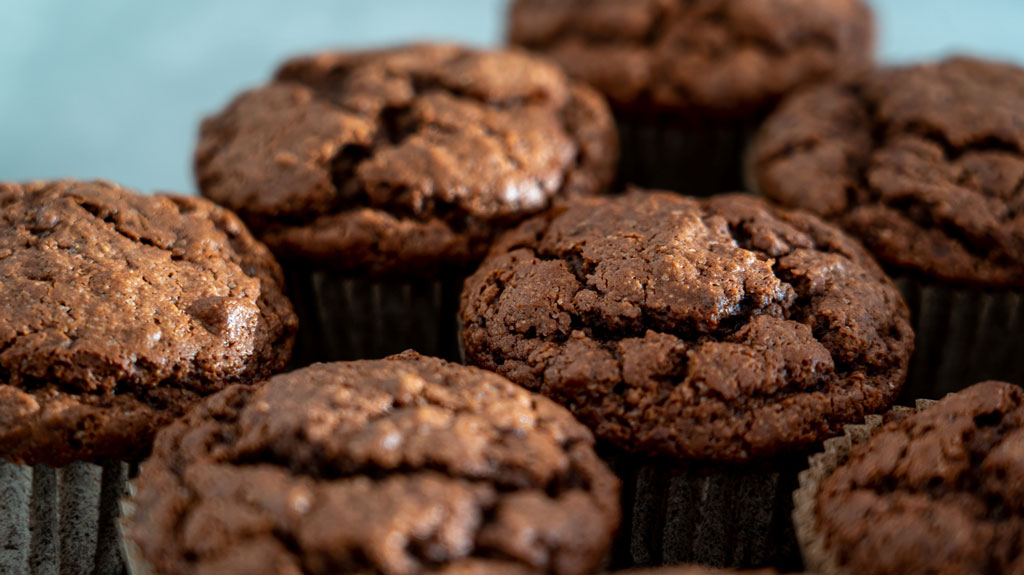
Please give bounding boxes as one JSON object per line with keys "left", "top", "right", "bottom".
{"left": 285, "top": 266, "right": 464, "bottom": 365}
{"left": 897, "top": 276, "right": 1024, "bottom": 401}
{"left": 617, "top": 115, "right": 757, "bottom": 196}
{"left": 793, "top": 402, "right": 931, "bottom": 574}
{"left": 0, "top": 460, "right": 128, "bottom": 575}
{"left": 745, "top": 155, "right": 1024, "bottom": 399}
{"left": 602, "top": 446, "right": 804, "bottom": 570}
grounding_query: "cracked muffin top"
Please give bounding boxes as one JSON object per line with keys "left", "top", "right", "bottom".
{"left": 508, "top": 0, "right": 874, "bottom": 118}
{"left": 460, "top": 191, "right": 913, "bottom": 462}
{"left": 196, "top": 43, "right": 618, "bottom": 276}
{"left": 0, "top": 180, "right": 297, "bottom": 466}
{"left": 817, "top": 381, "right": 1024, "bottom": 575}
{"left": 750, "top": 57, "right": 1024, "bottom": 287}
{"left": 610, "top": 564, "right": 778, "bottom": 568}
{"left": 130, "top": 352, "right": 620, "bottom": 575}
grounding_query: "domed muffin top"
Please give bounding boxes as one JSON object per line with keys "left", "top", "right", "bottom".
{"left": 130, "top": 352, "right": 620, "bottom": 575}
{"left": 196, "top": 44, "right": 617, "bottom": 275}
{"left": 751, "top": 57, "right": 1024, "bottom": 287}
{"left": 509, "top": 0, "right": 874, "bottom": 117}
{"left": 461, "top": 191, "right": 912, "bottom": 462}
{"left": 0, "top": 180, "right": 296, "bottom": 465}
{"left": 818, "top": 381, "right": 1024, "bottom": 575}
{"left": 610, "top": 564, "right": 778, "bottom": 568}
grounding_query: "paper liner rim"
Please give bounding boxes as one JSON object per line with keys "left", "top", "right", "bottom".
{"left": 792, "top": 399, "right": 937, "bottom": 575}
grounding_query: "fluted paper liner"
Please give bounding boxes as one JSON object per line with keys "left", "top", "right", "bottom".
{"left": 746, "top": 146, "right": 1024, "bottom": 397}
{"left": 0, "top": 460, "right": 128, "bottom": 575}
{"left": 119, "top": 479, "right": 151, "bottom": 575}
{"left": 793, "top": 400, "right": 936, "bottom": 574}
{"left": 603, "top": 447, "right": 804, "bottom": 570}
{"left": 617, "top": 115, "right": 756, "bottom": 196}
{"left": 285, "top": 267, "right": 463, "bottom": 366}
{"left": 897, "top": 277, "right": 1024, "bottom": 400}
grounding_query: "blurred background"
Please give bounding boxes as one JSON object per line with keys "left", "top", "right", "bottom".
{"left": 2, "top": 0, "right": 1023, "bottom": 195}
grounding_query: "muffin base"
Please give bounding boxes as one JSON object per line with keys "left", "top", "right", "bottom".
{"left": 897, "top": 276, "right": 1024, "bottom": 400}
{"left": 0, "top": 460, "right": 128, "bottom": 575}
{"left": 617, "top": 114, "right": 756, "bottom": 196}
{"left": 793, "top": 402, "right": 930, "bottom": 574}
{"left": 285, "top": 266, "right": 464, "bottom": 365}
{"left": 602, "top": 445, "right": 804, "bottom": 570}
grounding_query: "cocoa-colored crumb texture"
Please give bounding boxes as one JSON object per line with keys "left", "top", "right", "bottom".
{"left": 751, "top": 57, "right": 1024, "bottom": 287}
{"left": 610, "top": 564, "right": 778, "bottom": 568}
{"left": 508, "top": 0, "right": 874, "bottom": 118}
{"left": 196, "top": 44, "right": 618, "bottom": 275}
{"left": 131, "top": 352, "right": 620, "bottom": 575}
{"left": 0, "top": 180, "right": 297, "bottom": 466}
{"left": 818, "top": 381, "right": 1024, "bottom": 575}
{"left": 460, "top": 191, "right": 913, "bottom": 462}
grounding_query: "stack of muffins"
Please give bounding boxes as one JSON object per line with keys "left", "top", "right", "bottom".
{"left": 1, "top": 2, "right": 1023, "bottom": 575}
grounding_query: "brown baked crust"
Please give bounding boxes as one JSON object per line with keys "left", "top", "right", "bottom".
{"left": 0, "top": 180, "right": 297, "bottom": 466}
{"left": 751, "top": 57, "right": 1024, "bottom": 287}
{"left": 817, "top": 381, "right": 1024, "bottom": 575}
{"left": 508, "top": 0, "right": 874, "bottom": 118}
{"left": 131, "top": 352, "right": 620, "bottom": 575}
{"left": 614, "top": 564, "right": 774, "bottom": 568}
{"left": 460, "top": 191, "right": 912, "bottom": 462}
{"left": 606, "top": 564, "right": 774, "bottom": 568}
{"left": 196, "top": 44, "right": 618, "bottom": 275}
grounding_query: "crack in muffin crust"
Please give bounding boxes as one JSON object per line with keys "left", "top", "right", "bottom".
{"left": 508, "top": 0, "right": 874, "bottom": 116}
{"left": 130, "top": 353, "right": 620, "bottom": 575}
{"left": 196, "top": 44, "right": 618, "bottom": 275}
{"left": 817, "top": 382, "right": 1024, "bottom": 575}
{"left": 751, "top": 58, "right": 1024, "bottom": 286}
{"left": 610, "top": 564, "right": 778, "bottom": 568}
{"left": 0, "top": 180, "right": 297, "bottom": 465}
{"left": 460, "top": 191, "right": 913, "bottom": 461}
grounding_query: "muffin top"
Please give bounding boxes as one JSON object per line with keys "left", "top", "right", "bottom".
{"left": 751, "top": 57, "right": 1024, "bottom": 287}
{"left": 130, "top": 352, "right": 620, "bottom": 575}
{"left": 0, "top": 180, "right": 297, "bottom": 466}
{"left": 606, "top": 564, "right": 774, "bottom": 568}
{"left": 460, "top": 191, "right": 913, "bottom": 462}
{"left": 817, "top": 381, "right": 1024, "bottom": 575}
{"left": 196, "top": 43, "right": 617, "bottom": 275}
{"left": 508, "top": 0, "right": 874, "bottom": 118}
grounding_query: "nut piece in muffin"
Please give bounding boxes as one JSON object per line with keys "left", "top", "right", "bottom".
{"left": 129, "top": 352, "right": 620, "bottom": 575}
{"left": 0, "top": 179, "right": 297, "bottom": 466}
{"left": 750, "top": 57, "right": 1024, "bottom": 397}
{"left": 195, "top": 43, "right": 618, "bottom": 362}
{"left": 509, "top": 0, "right": 874, "bottom": 194}
{"left": 813, "top": 381, "right": 1024, "bottom": 575}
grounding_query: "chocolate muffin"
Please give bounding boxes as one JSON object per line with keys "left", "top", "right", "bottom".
{"left": 796, "top": 381, "right": 1024, "bottom": 575}
{"left": 509, "top": 0, "right": 874, "bottom": 195}
{"left": 606, "top": 564, "right": 782, "bottom": 568}
{"left": 749, "top": 57, "right": 1024, "bottom": 398}
{"left": 460, "top": 190, "right": 912, "bottom": 567}
{"left": 0, "top": 180, "right": 296, "bottom": 575}
{"left": 127, "top": 352, "right": 620, "bottom": 575}
{"left": 196, "top": 43, "right": 617, "bottom": 364}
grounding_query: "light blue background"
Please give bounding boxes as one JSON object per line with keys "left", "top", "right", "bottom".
{"left": 2, "top": 0, "right": 1023, "bottom": 195}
